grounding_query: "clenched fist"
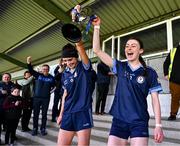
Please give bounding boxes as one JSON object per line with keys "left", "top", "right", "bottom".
{"left": 27, "top": 56, "right": 32, "bottom": 64}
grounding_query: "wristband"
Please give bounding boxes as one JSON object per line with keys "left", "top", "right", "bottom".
{"left": 155, "top": 124, "right": 162, "bottom": 127}
{"left": 94, "top": 25, "right": 100, "bottom": 29}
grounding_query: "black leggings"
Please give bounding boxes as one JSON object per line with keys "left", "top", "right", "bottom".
{"left": 5, "top": 118, "right": 19, "bottom": 144}
{"left": 0, "top": 110, "right": 5, "bottom": 140}
{"left": 95, "top": 83, "right": 109, "bottom": 113}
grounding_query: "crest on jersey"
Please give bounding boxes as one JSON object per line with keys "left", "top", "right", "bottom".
{"left": 70, "top": 78, "right": 74, "bottom": 82}
{"left": 136, "top": 76, "right": 145, "bottom": 84}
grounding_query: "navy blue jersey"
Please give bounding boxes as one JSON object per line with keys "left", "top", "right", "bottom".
{"left": 110, "top": 59, "right": 162, "bottom": 123}
{"left": 61, "top": 61, "right": 93, "bottom": 113}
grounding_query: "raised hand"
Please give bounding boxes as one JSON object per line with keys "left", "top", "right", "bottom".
{"left": 27, "top": 56, "right": 32, "bottom": 64}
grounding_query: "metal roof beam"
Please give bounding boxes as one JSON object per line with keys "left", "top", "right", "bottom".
{"left": 0, "top": 53, "right": 27, "bottom": 69}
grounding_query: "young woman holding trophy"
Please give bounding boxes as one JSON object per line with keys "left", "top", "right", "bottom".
{"left": 57, "top": 5, "right": 96, "bottom": 146}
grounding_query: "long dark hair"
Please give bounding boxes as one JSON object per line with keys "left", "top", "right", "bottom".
{"left": 127, "top": 37, "right": 147, "bottom": 76}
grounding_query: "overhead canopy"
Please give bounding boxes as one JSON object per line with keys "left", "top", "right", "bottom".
{"left": 0, "top": 0, "right": 180, "bottom": 74}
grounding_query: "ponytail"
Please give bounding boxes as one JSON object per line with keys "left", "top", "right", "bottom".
{"left": 139, "top": 55, "right": 147, "bottom": 77}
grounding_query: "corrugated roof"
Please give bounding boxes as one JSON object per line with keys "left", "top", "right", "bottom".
{"left": 0, "top": 0, "right": 56, "bottom": 52}
{"left": 91, "top": 0, "right": 180, "bottom": 37}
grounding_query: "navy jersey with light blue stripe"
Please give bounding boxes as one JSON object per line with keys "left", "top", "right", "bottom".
{"left": 62, "top": 61, "right": 93, "bottom": 113}
{"left": 110, "top": 59, "right": 162, "bottom": 123}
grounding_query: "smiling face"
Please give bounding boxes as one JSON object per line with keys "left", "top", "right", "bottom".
{"left": 62, "top": 57, "right": 78, "bottom": 69}
{"left": 2, "top": 73, "right": 11, "bottom": 83}
{"left": 42, "top": 65, "right": 49, "bottom": 76}
{"left": 125, "top": 39, "right": 144, "bottom": 62}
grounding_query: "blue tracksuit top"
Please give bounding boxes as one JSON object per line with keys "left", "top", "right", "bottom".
{"left": 61, "top": 61, "right": 93, "bottom": 114}
{"left": 27, "top": 64, "right": 55, "bottom": 99}
{"left": 109, "top": 59, "right": 162, "bottom": 123}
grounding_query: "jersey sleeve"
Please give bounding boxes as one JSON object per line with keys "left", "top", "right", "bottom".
{"left": 148, "top": 69, "right": 162, "bottom": 93}
{"left": 82, "top": 59, "right": 91, "bottom": 71}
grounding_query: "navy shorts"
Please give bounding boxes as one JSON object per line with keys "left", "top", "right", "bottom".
{"left": 109, "top": 117, "right": 149, "bottom": 139}
{"left": 60, "top": 109, "right": 93, "bottom": 131}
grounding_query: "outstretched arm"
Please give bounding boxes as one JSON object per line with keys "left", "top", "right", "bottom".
{"left": 26, "top": 56, "right": 39, "bottom": 78}
{"left": 92, "top": 17, "right": 113, "bottom": 68}
{"left": 19, "top": 76, "right": 34, "bottom": 86}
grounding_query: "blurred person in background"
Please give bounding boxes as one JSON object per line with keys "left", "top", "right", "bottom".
{"left": 163, "top": 44, "right": 180, "bottom": 121}
{"left": 27, "top": 56, "right": 55, "bottom": 136}
{"left": 18, "top": 71, "right": 34, "bottom": 132}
